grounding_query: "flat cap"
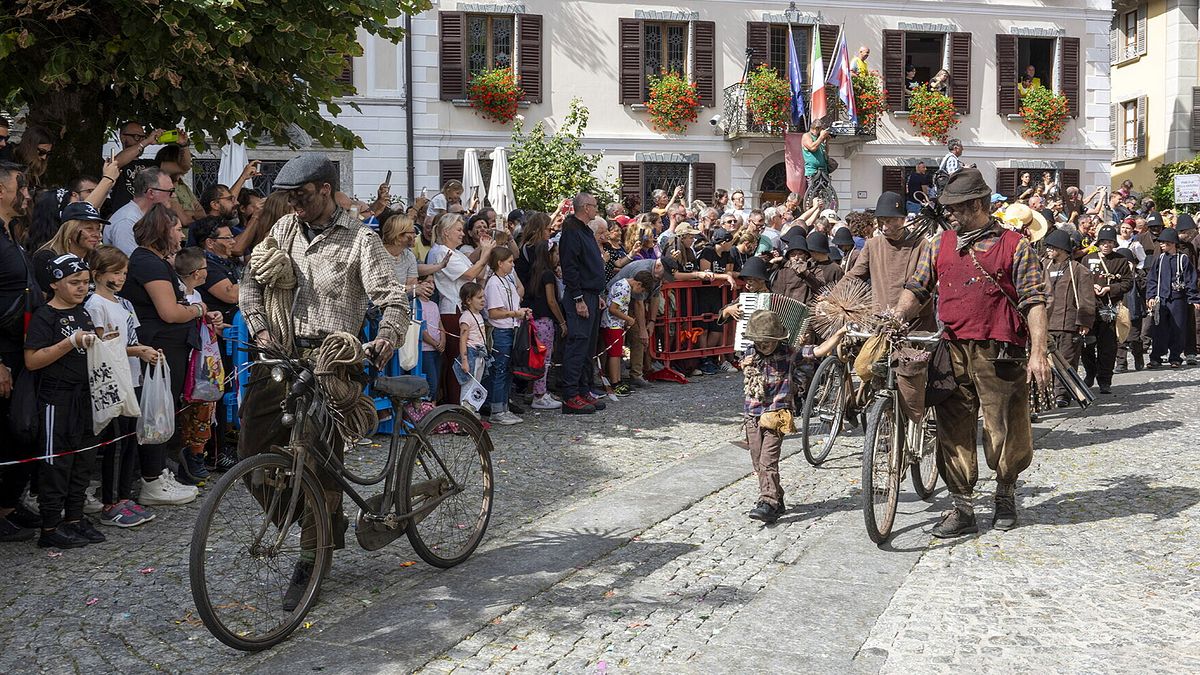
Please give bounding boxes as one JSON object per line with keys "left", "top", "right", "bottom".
{"left": 272, "top": 154, "right": 339, "bottom": 191}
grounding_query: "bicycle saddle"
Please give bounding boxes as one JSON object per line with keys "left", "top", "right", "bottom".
{"left": 375, "top": 375, "right": 430, "bottom": 400}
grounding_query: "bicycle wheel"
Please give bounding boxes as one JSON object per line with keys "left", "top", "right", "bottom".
{"left": 861, "top": 394, "right": 901, "bottom": 544}
{"left": 801, "top": 356, "right": 846, "bottom": 466}
{"left": 401, "top": 405, "right": 494, "bottom": 568}
{"left": 190, "top": 453, "right": 331, "bottom": 651}
{"left": 910, "top": 408, "right": 939, "bottom": 500}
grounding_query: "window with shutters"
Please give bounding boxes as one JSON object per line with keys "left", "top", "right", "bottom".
{"left": 643, "top": 162, "right": 690, "bottom": 208}
{"left": 1016, "top": 38, "right": 1055, "bottom": 104}
{"left": 620, "top": 161, "right": 715, "bottom": 208}
{"left": 467, "top": 15, "right": 515, "bottom": 77}
{"left": 1123, "top": 11, "right": 1138, "bottom": 58}
{"left": 643, "top": 22, "right": 688, "bottom": 94}
{"left": 1117, "top": 98, "right": 1146, "bottom": 162}
{"left": 999, "top": 35, "right": 1080, "bottom": 117}
{"left": 766, "top": 25, "right": 812, "bottom": 79}
{"left": 1113, "top": 4, "right": 1148, "bottom": 65}
{"left": 881, "top": 30, "right": 970, "bottom": 114}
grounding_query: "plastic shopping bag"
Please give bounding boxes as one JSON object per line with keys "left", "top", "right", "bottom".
{"left": 184, "top": 320, "right": 225, "bottom": 402}
{"left": 137, "top": 357, "right": 176, "bottom": 444}
{"left": 88, "top": 335, "right": 140, "bottom": 434}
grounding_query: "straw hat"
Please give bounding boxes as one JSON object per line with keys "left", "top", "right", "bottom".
{"left": 1002, "top": 203, "right": 1049, "bottom": 242}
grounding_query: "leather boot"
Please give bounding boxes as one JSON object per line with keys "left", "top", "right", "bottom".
{"left": 993, "top": 482, "right": 1018, "bottom": 531}
{"left": 931, "top": 494, "right": 978, "bottom": 538}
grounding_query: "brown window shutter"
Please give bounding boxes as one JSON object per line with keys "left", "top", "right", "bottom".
{"left": 619, "top": 19, "right": 645, "bottom": 104}
{"left": 1190, "top": 88, "right": 1200, "bottom": 150}
{"left": 1060, "top": 37, "right": 1081, "bottom": 118}
{"left": 439, "top": 12, "right": 467, "bottom": 101}
{"left": 1060, "top": 169, "right": 1081, "bottom": 191}
{"left": 693, "top": 163, "right": 716, "bottom": 204}
{"left": 1136, "top": 95, "right": 1147, "bottom": 158}
{"left": 335, "top": 55, "right": 354, "bottom": 86}
{"left": 819, "top": 25, "right": 839, "bottom": 77}
{"left": 619, "top": 162, "right": 645, "bottom": 207}
{"left": 995, "top": 168, "right": 1018, "bottom": 197}
{"left": 1137, "top": 6, "right": 1148, "bottom": 56}
{"left": 694, "top": 21, "right": 717, "bottom": 107}
{"left": 949, "top": 33, "right": 971, "bottom": 115}
{"left": 747, "top": 22, "right": 770, "bottom": 70}
{"left": 439, "top": 159, "right": 464, "bottom": 188}
{"left": 996, "top": 34, "right": 1018, "bottom": 116}
{"left": 882, "top": 30, "right": 906, "bottom": 112}
{"left": 882, "top": 166, "right": 905, "bottom": 196}
{"left": 518, "top": 14, "right": 543, "bottom": 103}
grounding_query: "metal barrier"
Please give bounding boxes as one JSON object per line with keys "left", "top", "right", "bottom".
{"left": 646, "top": 279, "right": 742, "bottom": 382}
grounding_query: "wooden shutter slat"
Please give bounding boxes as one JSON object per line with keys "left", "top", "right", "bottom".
{"left": 1137, "top": 6, "right": 1148, "bottom": 57}
{"left": 693, "top": 163, "right": 716, "bottom": 205}
{"left": 439, "top": 12, "right": 467, "bottom": 101}
{"left": 517, "top": 14, "right": 543, "bottom": 103}
{"left": 694, "top": 21, "right": 716, "bottom": 107}
{"left": 882, "top": 30, "right": 906, "bottom": 112}
{"left": 819, "top": 25, "right": 839, "bottom": 78}
{"left": 747, "top": 22, "right": 770, "bottom": 70}
{"left": 1110, "top": 20, "right": 1119, "bottom": 64}
{"left": 1190, "top": 88, "right": 1200, "bottom": 150}
{"left": 996, "top": 34, "right": 1018, "bottom": 116}
{"left": 619, "top": 162, "right": 644, "bottom": 207}
{"left": 1137, "top": 95, "right": 1147, "bottom": 159}
{"left": 1060, "top": 37, "right": 1081, "bottom": 118}
{"left": 439, "top": 159, "right": 464, "bottom": 188}
{"left": 996, "top": 168, "right": 1018, "bottom": 198}
{"left": 882, "top": 166, "right": 905, "bottom": 196}
{"left": 949, "top": 33, "right": 971, "bottom": 115}
{"left": 1111, "top": 103, "right": 1119, "bottom": 161}
{"left": 1061, "top": 169, "right": 1081, "bottom": 191}
{"left": 619, "top": 19, "right": 645, "bottom": 104}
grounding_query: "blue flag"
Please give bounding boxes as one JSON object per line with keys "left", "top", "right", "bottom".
{"left": 787, "top": 26, "right": 806, "bottom": 126}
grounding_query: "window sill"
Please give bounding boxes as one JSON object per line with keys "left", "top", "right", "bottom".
{"left": 1113, "top": 156, "right": 1145, "bottom": 166}
{"left": 451, "top": 99, "right": 531, "bottom": 108}
{"left": 1114, "top": 54, "right": 1143, "bottom": 67}
{"left": 1007, "top": 113, "right": 1025, "bottom": 121}
{"left": 892, "top": 111, "right": 962, "bottom": 118}
{"left": 630, "top": 103, "right": 649, "bottom": 111}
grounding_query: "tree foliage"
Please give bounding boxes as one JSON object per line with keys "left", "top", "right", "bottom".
{"left": 1152, "top": 157, "right": 1200, "bottom": 211}
{"left": 0, "top": 0, "right": 429, "bottom": 180}
{"left": 508, "top": 98, "right": 617, "bottom": 212}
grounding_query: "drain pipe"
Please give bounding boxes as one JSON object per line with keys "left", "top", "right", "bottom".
{"left": 404, "top": 11, "right": 416, "bottom": 204}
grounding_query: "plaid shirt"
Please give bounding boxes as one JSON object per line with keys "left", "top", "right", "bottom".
{"left": 241, "top": 208, "right": 410, "bottom": 348}
{"left": 743, "top": 345, "right": 801, "bottom": 416}
{"left": 905, "top": 222, "right": 1047, "bottom": 311}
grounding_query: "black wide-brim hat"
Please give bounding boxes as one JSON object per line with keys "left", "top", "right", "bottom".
{"left": 1043, "top": 227, "right": 1073, "bottom": 252}
{"left": 1157, "top": 227, "right": 1181, "bottom": 244}
{"left": 938, "top": 168, "right": 992, "bottom": 206}
{"left": 875, "top": 191, "right": 907, "bottom": 218}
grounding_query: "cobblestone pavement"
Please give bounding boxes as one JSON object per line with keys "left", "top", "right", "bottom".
{"left": 0, "top": 376, "right": 743, "bottom": 674}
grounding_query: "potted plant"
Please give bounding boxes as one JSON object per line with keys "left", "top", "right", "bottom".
{"left": 647, "top": 70, "right": 698, "bottom": 134}
{"left": 468, "top": 67, "right": 522, "bottom": 124}
{"left": 907, "top": 83, "right": 959, "bottom": 142}
{"left": 851, "top": 69, "right": 887, "bottom": 129}
{"left": 1019, "top": 86, "right": 1070, "bottom": 145}
{"left": 745, "top": 64, "right": 792, "bottom": 131}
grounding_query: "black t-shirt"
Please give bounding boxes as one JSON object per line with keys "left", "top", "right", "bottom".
{"left": 120, "top": 247, "right": 194, "bottom": 348}
{"left": 699, "top": 246, "right": 739, "bottom": 274}
{"left": 0, "top": 223, "right": 36, "bottom": 352}
{"left": 906, "top": 172, "right": 932, "bottom": 203}
{"left": 104, "top": 158, "right": 155, "bottom": 217}
{"left": 198, "top": 252, "right": 239, "bottom": 322}
{"left": 525, "top": 270, "right": 559, "bottom": 320}
{"left": 25, "top": 303, "right": 94, "bottom": 402}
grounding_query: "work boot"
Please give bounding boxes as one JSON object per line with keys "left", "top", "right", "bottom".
{"left": 748, "top": 501, "right": 780, "bottom": 524}
{"left": 993, "top": 483, "right": 1018, "bottom": 531}
{"left": 931, "top": 494, "right": 978, "bottom": 538}
{"left": 1114, "top": 360, "right": 1128, "bottom": 374}
{"left": 1098, "top": 381, "right": 1112, "bottom": 394}
{"left": 1133, "top": 353, "right": 1145, "bottom": 371}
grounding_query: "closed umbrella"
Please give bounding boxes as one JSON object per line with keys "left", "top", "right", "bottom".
{"left": 461, "top": 148, "right": 486, "bottom": 211}
{"left": 488, "top": 146, "right": 514, "bottom": 217}
{"left": 217, "top": 128, "right": 248, "bottom": 189}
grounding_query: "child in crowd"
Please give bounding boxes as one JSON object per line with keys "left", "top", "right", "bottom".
{"left": 174, "top": 247, "right": 224, "bottom": 483}
{"left": 414, "top": 275, "right": 444, "bottom": 399}
{"left": 85, "top": 246, "right": 161, "bottom": 527}
{"left": 526, "top": 241, "right": 565, "bottom": 409}
{"left": 453, "top": 282, "right": 489, "bottom": 413}
{"left": 601, "top": 270, "right": 653, "bottom": 399}
{"left": 740, "top": 310, "right": 846, "bottom": 524}
{"left": 25, "top": 253, "right": 103, "bottom": 548}
{"left": 484, "top": 247, "right": 531, "bottom": 425}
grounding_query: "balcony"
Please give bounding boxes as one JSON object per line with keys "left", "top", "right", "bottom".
{"left": 719, "top": 82, "right": 876, "bottom": 142}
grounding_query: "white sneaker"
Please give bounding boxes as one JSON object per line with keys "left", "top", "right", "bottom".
{"left": 162, "top": 469, "right": 200, "bottom": 497}
{"left": 607, "top": 392, "right": 619, "bottom": 403}
{"left": 490, "top": 411, "right": 523, "bottom": 425}
{"left": 139, "top": 472, "right": 198, "bottom": 506}
{"left": 719, "top": 361, "right": 738, "bottom": 373}
{"left": 20, "top": 489, "right": 38, "bottom": 514}
{"left": 531, "top": 394, "right": 562, "bottom": 410}
{"left": 84, "top": 491, "right": 102, "bottom": 514}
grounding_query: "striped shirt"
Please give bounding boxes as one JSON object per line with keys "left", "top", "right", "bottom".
{"left": 905, "top": 223, "right": 1048, "bottom": 311}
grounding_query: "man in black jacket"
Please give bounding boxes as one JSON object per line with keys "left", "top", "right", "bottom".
{"left": 1082, "top": 226, "right": 1134, "bottom": 393}
{"left": 558, "top": 193, "right": 607, "bottom": 414}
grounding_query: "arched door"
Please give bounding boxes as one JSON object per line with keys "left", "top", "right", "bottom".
{"left": 760, "top": 162, "right": 790, "bottom": 207}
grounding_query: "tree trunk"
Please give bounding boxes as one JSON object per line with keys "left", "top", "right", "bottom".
{"left": 26, "top": 88, "right": 110, "bottom": 186}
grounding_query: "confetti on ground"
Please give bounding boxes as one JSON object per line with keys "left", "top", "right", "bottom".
{"left": 400, "top": 561, "right": 417, "bottom": 567}
{"left": 603, "top": 590, "right": 617, "bottom": 598}
{"left": 85, "top": 597, "right": 99, "bottom": 606}
{"left": 47, "top": 551, "right": 62, "bottom": 558}
{"left": 139, "top": 567, "right": 156, "bottom": 574}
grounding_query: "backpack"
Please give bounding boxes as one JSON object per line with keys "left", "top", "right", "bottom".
{"left": 510, "top": 319, "right": 547, "bottom": 382}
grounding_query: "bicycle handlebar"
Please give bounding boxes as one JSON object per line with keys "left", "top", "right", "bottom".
{"left": 845, "top": 329, "right": 943, "bottom": 345}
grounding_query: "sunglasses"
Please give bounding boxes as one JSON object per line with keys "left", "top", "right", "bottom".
{"left": 122, "top": 133, "right": 148, "bottom": 143}
{"left": 149, "top": 186, "right": 176, "bottom": 196}
{"left": 0, "top": 134, "right": 8, "bottom": 143}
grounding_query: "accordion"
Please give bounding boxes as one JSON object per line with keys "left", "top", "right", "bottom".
{"left": 734, "top": 292, "right": 810, "bottom": 352}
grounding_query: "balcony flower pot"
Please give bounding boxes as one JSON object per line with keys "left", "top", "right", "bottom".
{"left": 852, "top": 70, "right": 887, "bottom": 129}
{"left": 745, "top": 65, "right": 792, "bottom": 132}
{"left": 907, "top": 83, "right": 959, "bottom": 143}
{"left": 468, "top": 67, "right": 522, "bottom": 124}
{"left": 1019, "top": 86, "right": 1070, "bottom": 145}
{"left": 647, "top": 71, "right": 698, "bottom": 134}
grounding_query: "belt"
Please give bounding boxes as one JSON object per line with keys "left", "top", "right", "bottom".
{"left": 294, "top": 336, "right": 324, "bottom": 349}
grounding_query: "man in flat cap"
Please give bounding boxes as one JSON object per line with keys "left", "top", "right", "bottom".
{"left": 897, "top": 168, "right": 1050, "bottom": 538}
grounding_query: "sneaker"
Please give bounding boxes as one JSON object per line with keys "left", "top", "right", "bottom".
{"left": 63, "top": 518, "right": 106, "bottom": 543}
{"left": 20, "top": 489, "right": 39, "bottom": 515}
{"left": 561, "top": 395, "right": 596, "bottom": 415}
{"left": 607, "top": 392, "right": 619, "bottom": 403}
{"left": 0, "top": 516, "right": 35, "bottom": 542}
{"left": 719, "top": 361, "right": 738, "bottom": 373}
{"left": 8, "top": 504, "right": 40, "bottom": 529}
{"left": 84, "top": 491, "right": 102, "bottom": 515}
{"left": 583, "top": 392, "right": 607, "bottom": 411}
{"left": 689, "top": 368, "right": 704, "bottom": 377}
{"left": 38, "top": 526, "right": 90, "bottom": 549}
{"left": 139, "top": 472, "right": 199, "bottom": 506}
{"left": 163, "top": 469, "right": 200, "bottom": 496}
{"left": 993, "top": 494, "right": 1019, "bottom": 531}
{"left": 99, "top": 500, "right": 152, "bottom": 528}
{"left": 613, "top": 383, "right": 633, "bottom": 397}
{"left": 178, "top": 450, "right": 210, "bottom": 485}
{"left": 508, "top": 401, "right": 526, "bottom": 415}
{"left": 699, "top": 360, "right": 720, "bottom": 375}
{"left": 531, "top": 394, "right": 562, "bottom": 410}
{"left": 748, "top": 501, "right": 780, "bottom": 524}
{"left": 930, "top": 507, "right": 978, "bottom": 538}
{"left": 212, "top": 452, "right": 238, "bottom": 473}
{"left": 127, "top": 502, "right": 156, "bottom": 522}
{"left": 629, "top": 376, "right": 651, "bottom": 388}
{"left": 490, "top": 411, "right": 523, "bottom": 426}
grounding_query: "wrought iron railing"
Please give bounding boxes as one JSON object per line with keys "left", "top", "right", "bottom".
{"left": 720, "top": 82, "right": 876, "bottom": 139}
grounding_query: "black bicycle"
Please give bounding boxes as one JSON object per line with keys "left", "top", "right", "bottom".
{"left": 189, "top": 351, "right": 493, "bottom": 651}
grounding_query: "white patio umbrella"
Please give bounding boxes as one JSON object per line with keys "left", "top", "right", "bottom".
{"left": 216, "top": 128, "right": 248, "bottom": 188}
{"left": 488, "top": 146, "right": 514, "bottom": 217}
{"left": 461, "top": 148, "right": 486, "bottom": 210}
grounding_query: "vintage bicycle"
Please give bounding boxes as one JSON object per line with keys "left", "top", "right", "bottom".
{"left": 189, "top": 345, "right": 493, "bottom": 651}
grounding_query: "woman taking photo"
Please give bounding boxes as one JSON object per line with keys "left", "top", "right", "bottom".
{"left": 430, "top": 213, "right": 493, "bottom": 404}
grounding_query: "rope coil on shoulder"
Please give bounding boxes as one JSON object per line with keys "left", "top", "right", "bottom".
{"left": 248, "top": 236, "right": 297, "bottom": 352}
{"left": 313, "top": 332, "right": 378, "bottom": 442}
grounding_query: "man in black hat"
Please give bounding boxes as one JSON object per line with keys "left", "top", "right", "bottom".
{"left": 803, "top": 230, "right": 844, "bottom": 291}
{"left": 844, "top": 191, "right": 934, "bottom": 330}
{"left": 1043, "top": 228, "right": 1095, "bottom": 406}
{"left": 1146, "top": 227, "right": 1200, "bottom": 367}
{"left": 239, "top": 153, "right": 409, "bottom": 608}
{"left": 1173, "top": 213, "right": 1200, "bottom": 363}
{"left": 770, "top": 230, "right": 811, "bottom": 304}
{"left": 831, "top": 227, "right": 856, "bottom": 271}
{"left": 1081, "top": 226, "right": 1133, "bottom": 393}
{"left": 1114, "top": 246, "right": 1147, "bottom": 372}
{"left": 897, "top": 168, "right": 1050, "bottom": 537}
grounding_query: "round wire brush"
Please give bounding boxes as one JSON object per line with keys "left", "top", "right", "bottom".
{"left": 810, "top": 278, "right": 875, "bottom": 337}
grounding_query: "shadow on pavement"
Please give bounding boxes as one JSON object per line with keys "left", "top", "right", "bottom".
{"left": 1039, "top": 419, "right": 1183, "bottom": 448}
{"left": 1020, "top": 474, "right": 1200, "bottom": 526}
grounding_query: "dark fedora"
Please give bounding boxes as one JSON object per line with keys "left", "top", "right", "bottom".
{"left": 938, "top": 168, "right": 992, "bottom": 206}
{"left": 781, "top": 229, "right": 809, "bottom": 255}
{"left": 831, "top": 227, "right": 855, "bottom": 247}
{"left": 740, "top": 256, "right": 770, "bottom": 281}
{"left": 806, "top": 231, "right": 831, "bottom": 255}
{"left": 1176, "top": 213, "right": 1197, "bottom": 232}
{"left": 1043, "top": 228, "right": 1073, "bottom": 252}
{"left": 1095, "top": 226, "right": 1118, "bottom": 243}
{"left": 1157, "top": 227, "right": 1181, "bottom": 244}
{"left": 875, "top": 191, "right": 907, "bottom": 218}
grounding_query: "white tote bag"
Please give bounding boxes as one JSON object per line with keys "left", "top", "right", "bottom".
{"left": 88, "top": 336, "right": 140, "bottom": 434}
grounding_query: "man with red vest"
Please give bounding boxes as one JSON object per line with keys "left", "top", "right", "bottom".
{"left": 897, "top": 168, "right": 1051, "bottom": 538}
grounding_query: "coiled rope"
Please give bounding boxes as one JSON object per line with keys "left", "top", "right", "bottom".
{"left": 313, "top": 332, "right": 378, "bottom": 442}
{"left": 248, "top": 236, "right": 297, "bottom": 353}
